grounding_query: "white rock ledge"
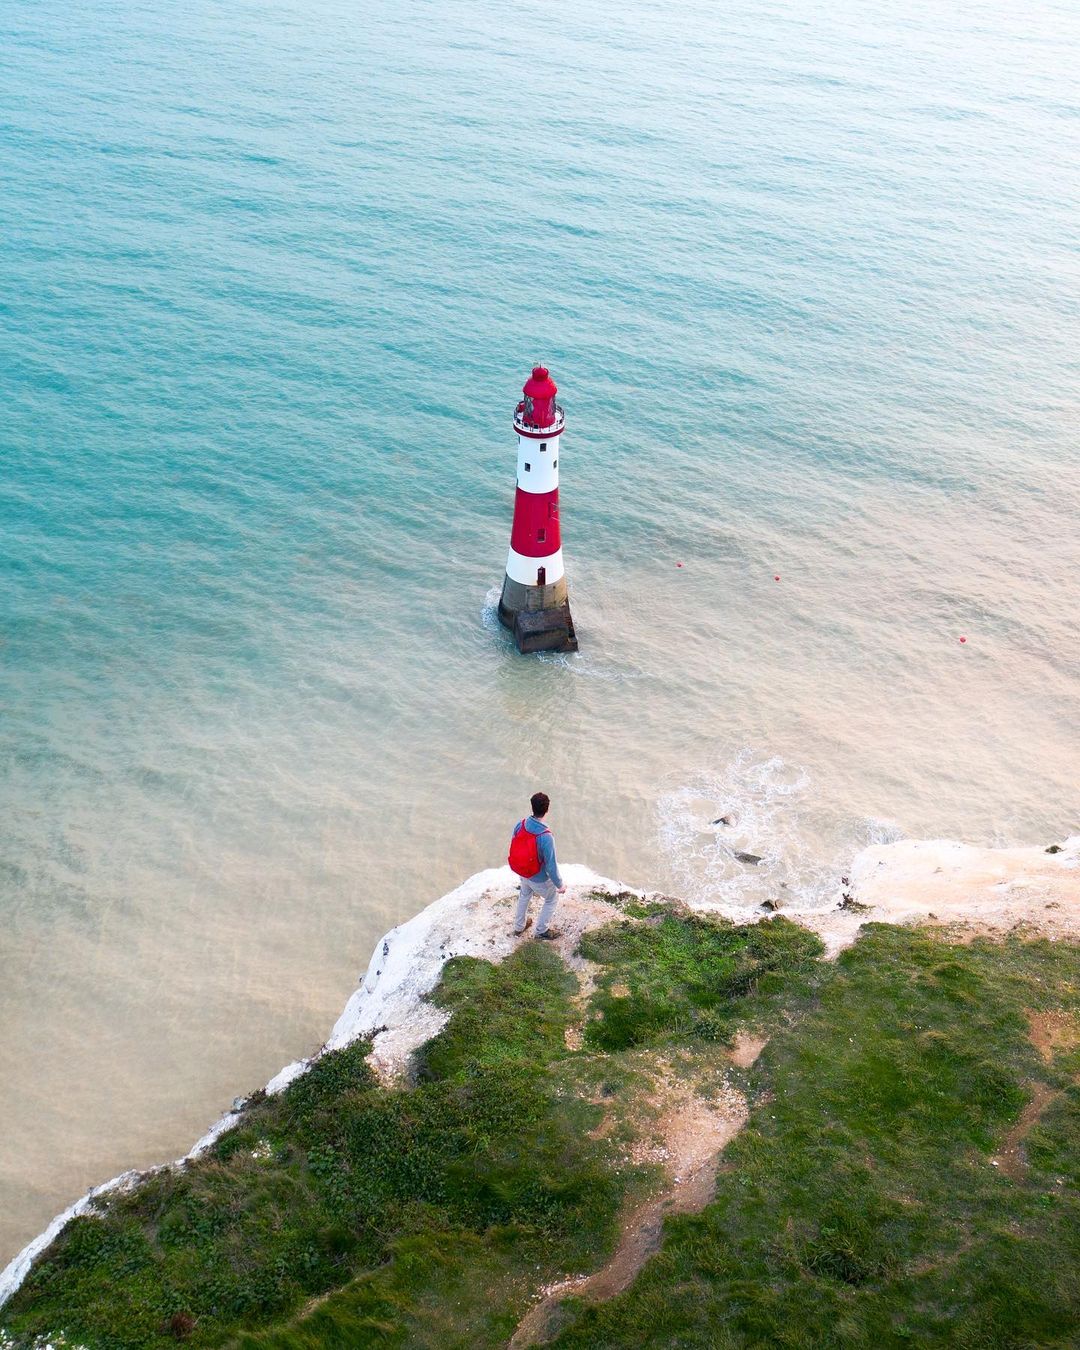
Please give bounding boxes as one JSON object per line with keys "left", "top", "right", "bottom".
{"left": 804, "top": 835, "right": 1080, "bottom": 954}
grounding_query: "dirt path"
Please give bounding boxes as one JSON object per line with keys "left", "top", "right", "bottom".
{"left": 987, "top": 1007, "right": 1080, "bottom": 1181}
{"left": 511, "top": 1039, "right": 764, "bottom": 1347}
{"left": 990, "top": 1082, "right": 1062, "bottom": 1180}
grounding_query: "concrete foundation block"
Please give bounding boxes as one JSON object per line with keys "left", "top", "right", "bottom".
{"left": 512, "top": 605, "right": 579, "bottom": 655}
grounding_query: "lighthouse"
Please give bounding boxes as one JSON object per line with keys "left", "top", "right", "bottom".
{"left": 498, "top": 365, "right": 579, "bottom": 654}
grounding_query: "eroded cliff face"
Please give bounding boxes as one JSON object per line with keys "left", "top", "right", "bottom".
{"left": 308, "top": 865, "right": 636, "bottom": 1084}
{"left": 850, "top": 835, "right": 1080, "bottom": 927}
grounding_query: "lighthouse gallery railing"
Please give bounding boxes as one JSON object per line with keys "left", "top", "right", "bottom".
{"left": 513, "top": 402, "right": 564, "bottom": 435}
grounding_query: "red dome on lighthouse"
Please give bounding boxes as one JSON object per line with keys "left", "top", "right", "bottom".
{"left": 521, "top": 365, "right": 558, "bottom": 428}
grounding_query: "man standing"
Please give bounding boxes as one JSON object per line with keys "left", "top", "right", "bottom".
{"left": 508, "top": 792, "right": 567, "bottom": 939}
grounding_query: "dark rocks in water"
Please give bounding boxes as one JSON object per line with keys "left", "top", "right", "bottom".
{"left": 840, "top": 876, "right": 850, "bottom": 887}
{"left": 839, "top": 893, "right": 870, "bottom": 914}
{"left": 734, "top": 850, "right": 762, "bottom": 865}
{"left": 760, "top": 898, "right": 780, "bottom": 912}
{"left": 712, "top": 815, "right": 733, "bottom": 826}
{"left": 1046, "top": 844, "right": 1063, "bottom": 854}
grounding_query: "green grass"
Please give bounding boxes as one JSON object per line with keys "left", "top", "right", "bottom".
{"left": 550, "top": 926, "right": 1080, "bottom": 1349}
{"left": 5, "top": 914, "right": 1078, "bottom": 1350}
{"left": 579, "top": 913, "right": 823, "bottom": 1051}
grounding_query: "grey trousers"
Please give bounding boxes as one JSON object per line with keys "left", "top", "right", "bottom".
{"left": 514, "top": 875, "right": 559, "bottom": 934}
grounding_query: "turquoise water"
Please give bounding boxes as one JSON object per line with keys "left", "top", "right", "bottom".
{"left": 2, "top": 0, "right": 1078, "bottom": 1258}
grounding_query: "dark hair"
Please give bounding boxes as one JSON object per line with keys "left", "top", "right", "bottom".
{"left": 530, "top": 792, "right": 550, "bottom": 818}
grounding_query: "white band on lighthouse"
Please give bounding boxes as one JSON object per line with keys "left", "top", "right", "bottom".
{"left": 504, "top": 545, "right": 565, "bottom": 587}
{"left": 516, "top": 438, "right": 559, "bottom": 494}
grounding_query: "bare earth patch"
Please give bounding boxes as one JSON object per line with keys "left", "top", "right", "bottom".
{"left": 987, "top": 1007, "right": 1077, "bottom": 1180}
{"left": 1027, "top": 1008, "right": 1080, "bottom": 1067}
{"left": 729, "top": 1031, "right": 768, "bottom": 1068}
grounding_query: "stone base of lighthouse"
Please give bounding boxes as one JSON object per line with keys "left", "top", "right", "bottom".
{"left": 498, "top": 575, "right": 578, "bottom": 655}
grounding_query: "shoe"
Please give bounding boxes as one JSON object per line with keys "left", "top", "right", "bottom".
{"left": 513, "top": 918, "right": 533, "bottom": 936}
{"left": 535, "top": 927, "right": 562, "bottom": 941}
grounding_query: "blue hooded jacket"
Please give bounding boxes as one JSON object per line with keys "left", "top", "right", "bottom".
{"left": 512, "top": 816, "right": 564, "bottom": 888}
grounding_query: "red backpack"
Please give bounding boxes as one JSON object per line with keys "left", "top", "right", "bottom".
{"left": 508, "top": 819, "right": 549, "bottom": 877}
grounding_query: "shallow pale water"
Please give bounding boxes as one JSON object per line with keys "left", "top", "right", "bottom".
{"left": 2, "top": 0, "right": 1079, "bottom": 1262}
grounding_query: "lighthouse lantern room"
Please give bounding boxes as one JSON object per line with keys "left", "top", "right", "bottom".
{"left": 497, "top": 365, "right": 578, "bottom": 654}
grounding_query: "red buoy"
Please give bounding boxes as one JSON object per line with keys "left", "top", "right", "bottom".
{"left": 959, "top": 636, "right": 967, "bottom": 644}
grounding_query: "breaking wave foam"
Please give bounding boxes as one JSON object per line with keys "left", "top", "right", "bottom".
{"left": 658, "top": 750, "right": 905, "bottom": 914}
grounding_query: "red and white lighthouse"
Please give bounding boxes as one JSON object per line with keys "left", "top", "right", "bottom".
{"left": 497, "top": 365, "right": 578, "bottom": 653}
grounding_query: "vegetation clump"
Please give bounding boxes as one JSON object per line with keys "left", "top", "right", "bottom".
{"left": 579, "top": 913, "right": 822, "bottom": 1050}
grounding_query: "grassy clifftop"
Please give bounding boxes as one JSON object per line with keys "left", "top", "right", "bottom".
{"left": 3, "top": 898, "right": 1078, "bottom": 1348}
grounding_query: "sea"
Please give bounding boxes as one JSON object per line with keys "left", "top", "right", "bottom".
{"left": 1, "top": 0, "right": 1078, "bottom": 1264}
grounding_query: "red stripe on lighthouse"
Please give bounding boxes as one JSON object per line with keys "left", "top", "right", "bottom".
{"left": 510, "top": 487, "right": 561, "bottom": 558}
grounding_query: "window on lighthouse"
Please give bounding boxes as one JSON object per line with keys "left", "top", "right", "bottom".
{"left": 524, "top": 462, "right": 531, "bottom": 472}
{"left": 537, "top": 528, "right": 546, "bottom": 544}
{"left": 540, "top": 442, "right": 548, "bottom": 451}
